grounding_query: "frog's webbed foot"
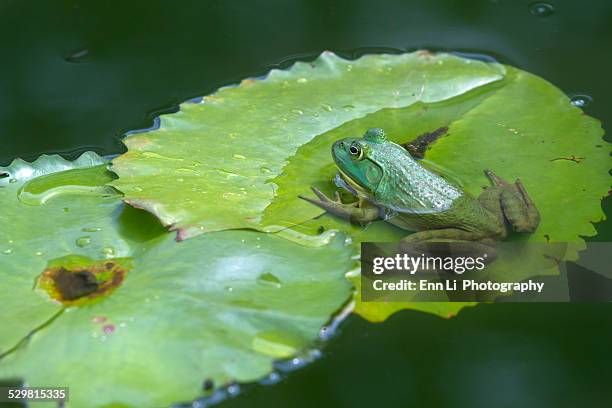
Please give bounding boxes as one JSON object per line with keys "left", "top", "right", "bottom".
{"left": 299, "top": 187, "right": 380, "bottom": 225}
{"left": 484, "top": 170, "right": 540, "bottom": 233}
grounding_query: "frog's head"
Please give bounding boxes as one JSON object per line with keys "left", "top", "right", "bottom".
{"left": 332, "top": 128, "right": 399, "bottom": 196}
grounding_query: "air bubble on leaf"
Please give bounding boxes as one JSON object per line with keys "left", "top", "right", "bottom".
{"left": 2, "top": 249, "right": 13, "bottom": 255}
{"left": 232, "top": 154, "right": 246, "bottom": 160}
{"left": 321, "top": 104, "right": 333, "bottom": 112}
{"left": 257, "top": 272, "right": 282, "bottom": 288}
{"left": 260, "top": 166, "right": 272, "bottom": 174}
{"left": 291, "top": 109, "right": 303, "bottom": 115}
{"left": 529, "top": 2, "right": 554, "bottom": 17}
{"left": 101, "top": 247, "right": 115, "bottom": 256}
{"left": 75, "top": 236, "right": 92, "bottom": 248}
{"left": 82, "top": 227, "right": 102, "bottom": 232}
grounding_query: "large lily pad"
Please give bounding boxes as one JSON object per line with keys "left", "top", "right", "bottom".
{"left": 277, "top": 65, "right": 607, "bottom": 317}
{"left": 110, "top": 51, "right": 505, "bottom": 239}
{"left": 110, "top": 51, "right": 608, "bottom": 322}
{"left": 0, "top": 155, "right": 353, "bottom": 408}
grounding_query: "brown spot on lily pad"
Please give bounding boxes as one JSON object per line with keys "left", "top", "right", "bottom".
{"left": 36, "top": 255, "right": 132, "bottom": 306}
{"left": 402, "top": 126, "right": 449, "bottom": 159}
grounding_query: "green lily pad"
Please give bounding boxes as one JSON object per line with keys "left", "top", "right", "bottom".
{"left": 110, "top": 51, "right": 505, "bottom": 239}
{"left": 279, "top": 65, "right": 607, "bottom": 318}
{"left": 0, "top": 155, "right": 353, "bottom": 408}
{"left": 0, "top": 153, "right": 123, "bottom": 352}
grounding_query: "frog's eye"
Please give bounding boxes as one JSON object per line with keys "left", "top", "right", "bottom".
{"left": 349, "top": 143, "right": 364, "bottom": 160}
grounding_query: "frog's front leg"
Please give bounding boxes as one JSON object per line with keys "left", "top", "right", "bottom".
{"left": 299, "top": 187, "right": 380, "bottom": 225}
{"left": 484, "top": 170, "right": 540, "bottom": 233}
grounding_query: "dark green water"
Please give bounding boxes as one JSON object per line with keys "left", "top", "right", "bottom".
{"left": 1, "top": 0, "right": 610, "bottom": 407}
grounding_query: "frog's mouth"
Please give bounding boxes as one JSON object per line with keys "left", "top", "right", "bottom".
{"left": 335, "top": 169, "right": 371, "bottom": 198}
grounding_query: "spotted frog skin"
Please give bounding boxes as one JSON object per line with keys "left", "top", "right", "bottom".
{"left": 300, "top": 128, "right": 540, "bottom": 247}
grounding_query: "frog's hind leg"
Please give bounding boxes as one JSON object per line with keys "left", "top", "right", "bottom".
{"left": 299, "top": 187, "right": 380, "bottom": 225}
{"left": 484, "top": 170, "right": 540, "bottom": 233}
{"left": 399, "top": 228, "right": 497, "bottom": 262}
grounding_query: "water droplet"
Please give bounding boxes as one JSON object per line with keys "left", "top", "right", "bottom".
{"left": 225, "top": 286, "right": 234, "bottom": 292}
{"left": 227, "top": 384, "right": 240, "bottom": 397}
{"left": 35, "top": 251, "right": 43, "bottom": 256}
{"left": 102, "top": 247, "right": 115, "bottom": 256}
{"left": 92, "top": 316, "right": 107, "bottom": 324}
{"left": 62, "top": 207, "right": 70, "bottom": 212}
{"left": 260, "top": 166, "right": 272, "bottom": 174}
{"left": 291, "top": 109, "right": 303, "bottom": 115}
{"left": 321, "top": 104, "right": 333, "bottom": 112}
{"left": 570, "top": 94, "right": 593, "bottom": 108}
{"left": 232, "top": 154, "right": 246, "bottom": 160}
{"left": 82, "top": 227, "right": 102, "bottom": 232}
{"left": 102, "top": 324, "right": 115, "bottom": 334}
{"left": 342, "top": 104, "right": 355, "bottom": 110}
{"left": 9, "top": 178, "right": 17, "bottom": 184}
{"left": 259, "top": 371, "right": 282, "bottom": 385}
{"left": 133, "top": 186, "right": 143, "bottom": 192}
{"left": 257, "top": 272, "right": 282, "bottom": 288}
{"left": 529, "top": 2, "right": 554, "bottom": 17}
{"left": 2, "top": 249, "right": 13, "bottom": 255}
{"left": 296, "top": 78, "right": 307, "bottom": 83}
{"left": 17, "top": 166, "right": 119, "bottom": 206}
{"left": 75, "top": 236, "right": 92, "bottom": 248}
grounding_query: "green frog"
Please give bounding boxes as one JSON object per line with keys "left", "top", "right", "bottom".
{"left": 300, "top": 128, "right": 540, "bottom": 247}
